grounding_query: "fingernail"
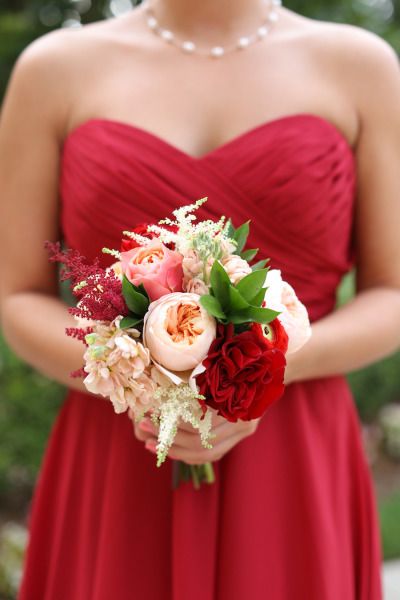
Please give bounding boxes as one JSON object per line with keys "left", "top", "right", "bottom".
{"left": 140, "top": 420, "right": 155, "bottom": 433}
{"left": 145, "top": 440, "right": 157, "bottom": 454}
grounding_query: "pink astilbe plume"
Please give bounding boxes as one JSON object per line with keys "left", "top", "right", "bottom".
{"left": 45, "top": 241, "right": 128, "bottom": 322}
{"left": 65, "top": 326, "right": 94, "bottom": 344}
{"left": 70, "top": 367, "right": 87, "bottom": 379}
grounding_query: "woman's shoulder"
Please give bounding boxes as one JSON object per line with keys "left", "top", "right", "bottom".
{"left": 285, "top": 9, "right": 398, "bottom": 115}
{"left": 288, "top": 9, "right": 398, "bottom": 73}
{"left": 13, "top": 12, "right": 139, "bottom": 74}
{"left": 6, "top": 11, "right": 144, "bottom": 137}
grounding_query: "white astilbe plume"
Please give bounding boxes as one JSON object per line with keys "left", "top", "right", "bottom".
{"left": 121, "top": 231, "right": 152, "bottom": 246}
{"left": 153, "top": 384, "right": 213, "bottom": 467}
{"left": 141, "top": 197, "right": 237, "bottom": 263}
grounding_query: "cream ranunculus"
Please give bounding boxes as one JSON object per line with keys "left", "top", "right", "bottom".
{"left": 221, "top": 254, "right": 252, "bottom": 285}
{"left": 143, "top": 292, "right": 217, "bottom": 372}
{"left": 184, "top": 277, "right": 209, "bottom": 295}
{"left": 263, "top": 269, "right": 312, "bottom": 354}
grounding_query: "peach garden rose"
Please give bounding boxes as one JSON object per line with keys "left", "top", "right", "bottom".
{"left": 143, "top": 292, "right": 217, "bottom": 372}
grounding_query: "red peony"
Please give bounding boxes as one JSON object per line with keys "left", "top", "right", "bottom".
{"left": 196, "top": 323, "right": 286, "bottom": 422}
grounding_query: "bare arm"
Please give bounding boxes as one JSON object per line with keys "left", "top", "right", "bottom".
{"left": 286, "top": 30, "right": 400, "bottom": 384}
{"left": 0, "top": 31, "right": 88, "bottom": 392}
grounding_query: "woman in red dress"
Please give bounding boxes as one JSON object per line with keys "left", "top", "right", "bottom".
{"left": 1, "top": 0, "right": 399, "bottom": 598}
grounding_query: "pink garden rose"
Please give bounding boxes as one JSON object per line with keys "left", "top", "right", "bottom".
{"left": 120, "top": 240, "right": 184, "bottom": 301}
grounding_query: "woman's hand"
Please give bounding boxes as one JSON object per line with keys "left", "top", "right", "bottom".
{"left": 129, "top": 409, "right": 260, "bottom": 465}
{"left": 283, "top": 351, "right": 299, "bottom": 386}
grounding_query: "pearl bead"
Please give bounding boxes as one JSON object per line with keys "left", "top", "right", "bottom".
{"left": 210, "top": 46, "right": 224, "bottom": 58}
{"left": 161, "top": 29, "right": 174, "bottom": 42}
{"left": 147, "top": 16, "right": 158, "bottom": 29}
{"left": 257, "top": 25, "right": 269, "bottom": 37}
{"left": 268, "top": 11, "right": 279, "bottom": 22}
{"left": 182, "top": 40, "right": 196, "bottom": 53}
{"left": 237, "top": 36, "right": 250, "bottom": 49}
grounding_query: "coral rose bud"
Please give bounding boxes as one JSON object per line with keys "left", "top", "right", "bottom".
{"left": 120, "top": 240, "right": 183, "bottom": 301}
{"left": 143, "top": 292, "right": 217, "bottom": 371}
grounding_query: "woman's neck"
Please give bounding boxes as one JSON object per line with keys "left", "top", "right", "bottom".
{"left": 148, "top": 0, "right": 272, "bottom": 40}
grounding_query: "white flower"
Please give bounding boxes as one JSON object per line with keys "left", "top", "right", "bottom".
{"left": 219, "top": 237, "right": 237, "bottom": 258}
{"left": 184, "top": 277, "right": 209, "bottom": 295}
{"left": 182, "top": 249, "right": 214, "bottom": 285}
{"left": 83, "top": 317, "right": 158, "bottom": 415}
{"left": 221, "top": 254, "right": 252, "bottom": 285}
{"left": 143, "top": 292, "right": 216, "bottom": 372}
{"left": 263, "top": 269, "right": 311, "bottom": 354}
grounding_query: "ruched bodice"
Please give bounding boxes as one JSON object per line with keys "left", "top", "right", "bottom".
{"left": 60, "top": 113, "right": 356, "bottom": 321}
{"left": 19, "top": 113, "right": 382, "bottom": 600}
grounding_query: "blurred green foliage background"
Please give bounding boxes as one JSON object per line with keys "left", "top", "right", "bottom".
{"left": 0, "top": 0, "right": 399, "bottom": 570}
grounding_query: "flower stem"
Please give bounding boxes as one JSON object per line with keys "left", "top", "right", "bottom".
{"left": 203, "top": 462, "right": 215, "bottom": 484}
{"left": 172, "top": 461, "right": 215, "bottom": 489}
{"left": 190, "top": 465, "right": 201, "bottom": 490}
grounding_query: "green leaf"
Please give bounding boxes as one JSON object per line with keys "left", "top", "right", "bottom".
{"left": 236, "top": 306, "right": 281, "bottom": 324}
{"left": 228, "top": 314, "right": 253, "bottom": 325}
{"left": 200, "top": 295, "right": 226, "bottom": 320}
{"left": 120, "top": 316, "right": 143, "bottom": 329}
{"left": 228, "top": 286, "right": 250, "bottom": 311}
{"left": 251, "top": 259, "right": 269, "bottom": 272}
{"left": 210, "top": 260, "right": 231, "bottom": 311}
{"left": 236, "top": 269, "right": 267, "bottom": 303}
{"left": 250, "top": 287, "right": 266, "bottom": 307}
{"left": 240, "top": 248, "right": 258, "bottom": 262}
{"left": 122, "top": 276, "right": 149, "bottom": 315}
{"left": 137, "top": 283, "right": 149, "bottom": 300}
{"left": 233, "top": 221, "right": 250, "bottom": 254}
{"left": 225, "top": 218, "right": 235, "bottom": 239}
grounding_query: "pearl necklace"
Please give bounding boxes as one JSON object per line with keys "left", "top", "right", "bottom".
{"left": 144, "top": 0, "right": 282, "bottom": 58}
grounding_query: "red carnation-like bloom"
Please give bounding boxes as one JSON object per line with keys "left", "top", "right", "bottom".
{"left": 196, "top": 323, "right": 286, "bottom": 422}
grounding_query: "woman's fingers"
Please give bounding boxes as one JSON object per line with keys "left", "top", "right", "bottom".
{"left": 165, "top": 421, "right": 254, "bottom": 462}
{"left": 166, "top": 431, "right": 245, "bottom": 465}
{"left": 176, "top": 409, "right": 226, "bottom": 433}
{"left": 210, "top": 410, "right": 228, "bottom": 428}
{"left": 129, "top": 410, "right": 260, "bottom": 460}
{"left": 132, "top": 417, "right": 157, "bottom": 443}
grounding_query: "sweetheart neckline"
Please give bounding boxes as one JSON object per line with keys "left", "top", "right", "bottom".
{"left": 62, "top": 112, "right": 356, "bottom": 161}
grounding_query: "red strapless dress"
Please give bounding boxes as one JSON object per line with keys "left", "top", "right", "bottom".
{"left": 18, "top": 114, "right": 383, "bottom": 600}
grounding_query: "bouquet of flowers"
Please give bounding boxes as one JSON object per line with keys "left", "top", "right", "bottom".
{"left": 47, "top": 197, "right": 311, "bottom": 488}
